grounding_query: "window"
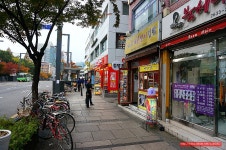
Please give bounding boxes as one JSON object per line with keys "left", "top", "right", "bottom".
{"left": 122, "top": 2, "right": 129, "bottom": 15}
{"left": 170, "top": 0, "right": 178, "bottom": 5}
{"left": 172, "top": 42, "right": 215, "bottom": 129}
{"left": 95, "top": 46, "right": 99, "bottom": 58}
{"left": 134, "top": 0, "right": 158, "bottom": 31}
{"left": 116, "top": 33, "right": 126, "bottom": 49}
{"left": 90, "top": 52, "right": 94, "bottom": 61}
{"left": 101, "top": 5, "right": 108, "bottom": 24}
{"left": 100, "top": 37, "right": 107, "bottom": 54}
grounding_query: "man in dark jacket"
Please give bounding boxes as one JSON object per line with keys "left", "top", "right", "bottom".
{"left": 86, "top": 78, "right": 94, "bottom": 108}
{"left": 77, "top": 78, "right": 82, "bottom": 92}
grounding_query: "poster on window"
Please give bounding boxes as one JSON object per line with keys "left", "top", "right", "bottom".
{"left": 195, "top": 84, "right": 214, "bottom": 117}
{"left": 172, "top": 83, "right": 196, "bottom": 103}
{"left": 172, "top": 83, "right": 214, "bottom": 117}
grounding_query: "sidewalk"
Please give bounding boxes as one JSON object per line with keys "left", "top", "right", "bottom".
{"left": 35, "top": 90, "right": 196, "bottom": 150}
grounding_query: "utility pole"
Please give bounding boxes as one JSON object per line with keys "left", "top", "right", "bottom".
{"left": 62, "top": 34, "right": 70, "bottom": 81}
{"left": 54, "top": 25, "right": 63, "bottom": 93}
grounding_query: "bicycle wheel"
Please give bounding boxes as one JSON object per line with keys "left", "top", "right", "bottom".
{"left": 56, "top": 112, "right": 75, "bottom": 133}
{"left": 56, "top": 125, "right": 73, "bottom": 150}
{"left": 38, "top": 117, "right": 53, "bottom": 139}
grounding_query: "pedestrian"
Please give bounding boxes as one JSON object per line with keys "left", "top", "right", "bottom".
{"left": 72, "top": 81, "right": 77, "bottom": 92}
{"left": 85, "top": 78, "right": 94, "bottom": 108}
{"left": 77, "top": 78, "right": 82, "bottom": 92}
{"left": 81, "top": 77, "right": 85, "bottom": 88}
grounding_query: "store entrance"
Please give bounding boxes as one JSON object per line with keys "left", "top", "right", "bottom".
{"left": 218, "top": 55, "right": 226, "bottom": 136}
{"left": 132, "top": 69, "right": 138, "bottom": 105}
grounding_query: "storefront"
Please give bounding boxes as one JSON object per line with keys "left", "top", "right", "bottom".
{"left": 94, "top": 55, "right": 122, "bottom": 95}
{"left": 93, "top": 55, "right": 108, "bottom": 93}
{"left": 125, "top": 20, "right": 161, "bottom": 111}
{"left": 161, "top": 0, "right": 226, "bottom": 136}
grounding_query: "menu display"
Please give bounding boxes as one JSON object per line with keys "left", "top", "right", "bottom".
{"left": 195, "top": 84, "right": 214, "bottom": 117}
{"left": 172, "top": 83, "right": 214, "bottom": 116}
{"left": 119, "top": 69, "right": 128, "bottom": 103}
{"left": 172, "top": 84, "right": 196, "bottom": 103}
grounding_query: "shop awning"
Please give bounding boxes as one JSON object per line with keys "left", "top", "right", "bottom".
{"left": 161, "top": 17, "right": 226, "bottom": 49}
{"left": 125, "top": 45, "right": 158, "bottom": 62}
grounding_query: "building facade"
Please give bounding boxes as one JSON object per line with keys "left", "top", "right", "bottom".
{"left": 84, "top": 0, "right": 129, "bottom": 95}
{"left": 124, "top": 0, "right": 162, "bottom": 124}
{"left": 161, "top": 0, "right": 226, "bottom": 137}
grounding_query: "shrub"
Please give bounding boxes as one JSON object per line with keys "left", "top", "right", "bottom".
{"left": 0, "top": 116, "right": 39, "bottom": 150}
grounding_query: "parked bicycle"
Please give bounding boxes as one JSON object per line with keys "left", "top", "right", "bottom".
{"left": 38, "top": 109, "right": 73, "bottom": 150}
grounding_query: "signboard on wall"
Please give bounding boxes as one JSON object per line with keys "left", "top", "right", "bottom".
{"left": 125, "top": 21, "right": 159, "bottom": 54}
{"left": 139, "top": 64, "right": 159, "bottom": 72}
{"left": 162, "top": 0, "right": 226, "bottom": 40}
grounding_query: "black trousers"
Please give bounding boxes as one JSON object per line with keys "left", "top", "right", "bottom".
{"left": 85, "top": 92, "right": 93, "bottom": 107}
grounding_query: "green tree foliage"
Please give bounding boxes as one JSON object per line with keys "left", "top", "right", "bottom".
{"left": 0, "top": 0, "right": 120, "bottom": 102}
{"left": 0, "top": 49, "right": 13, "bottom": 63}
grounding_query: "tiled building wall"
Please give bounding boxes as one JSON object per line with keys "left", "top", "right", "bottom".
{"left": 163, "top": 0, "right": 190, "bottom": 13}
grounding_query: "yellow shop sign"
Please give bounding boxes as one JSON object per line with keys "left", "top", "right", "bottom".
{"left": 139, "top": 64, "right": 159, "bottom": 72}
{"left": 125, "top": 21, "right": 159, "bottom": 54}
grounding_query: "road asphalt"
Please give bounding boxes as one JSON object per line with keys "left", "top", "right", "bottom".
{"left": 34, "top": 90, "right": 197, "bottom": 150}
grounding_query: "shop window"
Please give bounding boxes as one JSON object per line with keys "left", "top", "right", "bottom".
{"left": 134, "top": 0, "right": 158, "bottom": 31}
{"left": 116, "top": 33, "right": 126, "bottom": 49}
{"left": 171, "top": 42, "right": 215, "bottom": 130}
{"left": 122, "top": 2, "right": 129, "bottom": 15}
{"left": 139, "top": 72, "right": 159, "bottom": 90}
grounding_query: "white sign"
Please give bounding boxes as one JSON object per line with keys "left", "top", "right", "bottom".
{"left": 112, "top": 61, "right": 123, "bottom": 71}
{"left": 162, "top": 0, "right": 226, "bottom": 40}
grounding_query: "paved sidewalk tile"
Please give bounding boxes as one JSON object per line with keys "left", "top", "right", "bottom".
{"left": 35, "top": 91, "right": 197, "bottom": 150}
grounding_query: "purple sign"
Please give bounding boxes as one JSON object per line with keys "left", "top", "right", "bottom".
{"left": 172, "top": 83, "right": 214, "bottom": 117}
{"left": 195, "top": 84, "right": 214, "bottom": 117}
{"left": 172, "top": 83, "right": 196, "bottom": 103}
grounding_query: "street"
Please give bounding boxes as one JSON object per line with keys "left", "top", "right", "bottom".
{"left": 0, "top": 81, "right": 52, "bottom": 118}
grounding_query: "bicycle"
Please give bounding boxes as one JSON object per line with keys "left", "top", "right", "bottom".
{"left": 38, "top": 110, "right": 73, "bottom": 150}
{"left": 35, "top": 99, "right": 75, "bottom": 133}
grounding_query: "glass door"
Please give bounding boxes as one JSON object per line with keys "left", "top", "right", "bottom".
{"left": 217, "top": 37, "right": 226, "bottom": 136}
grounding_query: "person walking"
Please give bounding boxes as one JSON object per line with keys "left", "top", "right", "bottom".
{"left": 77, "top": 78, "right": 82, "bottom": 92}
{"left": 85, "top": 78, "right": 94, "bottom": 108}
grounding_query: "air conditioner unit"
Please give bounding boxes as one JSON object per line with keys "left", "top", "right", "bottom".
{"left": 126, "top": 31, "right": 131, "bottom": 37}
{"left": 163, "top": 7, "right": 170, "bottom": 17}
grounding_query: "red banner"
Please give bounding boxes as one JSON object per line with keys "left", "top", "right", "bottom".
{"left": 161, "top": 20, "right": 226, "bottom": 49}
{"left": 108, "top": 66, "right": 119, "bottom": 91}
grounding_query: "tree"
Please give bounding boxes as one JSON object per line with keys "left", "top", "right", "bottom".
{"left": 0, "top": 0, "right": 119, "bottom": 103}
{"left": 0, "top": 49, "right": 14, "bottom": 63}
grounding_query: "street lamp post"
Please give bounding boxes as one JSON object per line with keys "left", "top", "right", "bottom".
{"left": 64, "top": 51, "right": 72, "bottom": 81}
{"left": 54, "top": 25, "right": 63, "bottom": 93}
{"left": 19, "top": 53, "right": 26, "bottom": 73}
{"left": 62, "top": 34, "right": 70, "bottom": 81}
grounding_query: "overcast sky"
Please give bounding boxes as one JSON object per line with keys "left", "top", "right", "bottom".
{"left": 0, "top": 23, "right": 91, "bottom": 62}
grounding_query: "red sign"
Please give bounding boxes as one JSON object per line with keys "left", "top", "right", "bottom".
{"left": 108, "top": 66, "right": 119, "bottom": 91}
{"left": 161, "top": 20, "right": 226, "bottom": 49}
{"left": 182, "top": 0, "right": 226, "bottom": 22}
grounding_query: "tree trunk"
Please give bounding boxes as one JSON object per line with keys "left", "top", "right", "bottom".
{"left": 32, "top": 59, "right": 41, "bottom": 104}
